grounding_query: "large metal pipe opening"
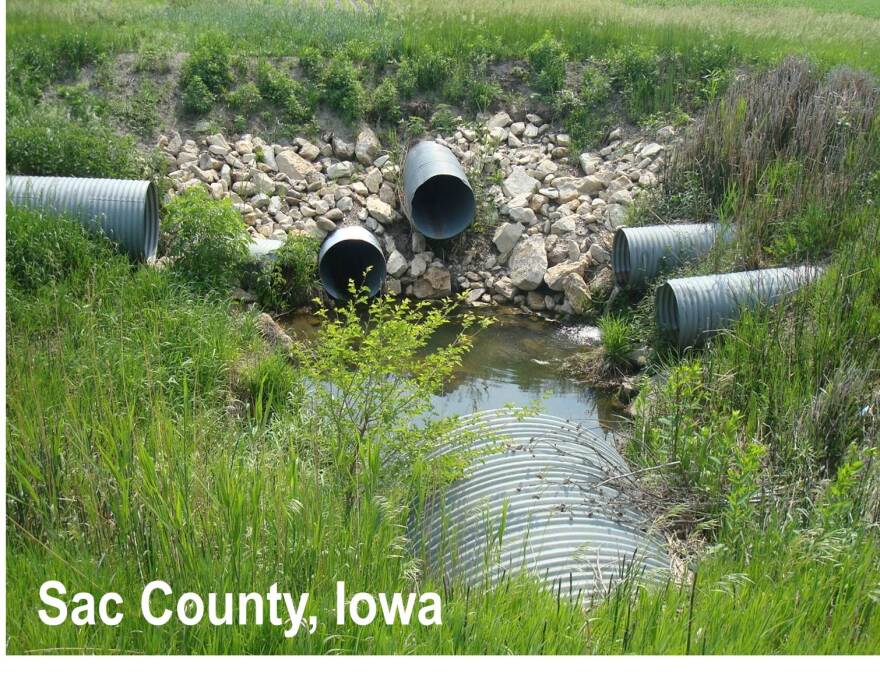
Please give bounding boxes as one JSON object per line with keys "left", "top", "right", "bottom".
{"left": 656, "top": 266, "right": 822, "bottom": 348}
{"left": 612, "top": 223, "right": 732, "bottom": 288}
{"left": 7, "top": 175, "right": 159, "bottom": 261}
{"left": 317, "top": 226, "right": 386, "bottom": 300}
{"left": 410, "top": 410, "right": 668, "bottom": 601}
{"left": 403, "top": 141, "right": 475, "bottom": 239}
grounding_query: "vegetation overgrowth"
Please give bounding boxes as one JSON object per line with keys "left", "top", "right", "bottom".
{"left": 5, "top": 0, "right": 880, "bottom": 656}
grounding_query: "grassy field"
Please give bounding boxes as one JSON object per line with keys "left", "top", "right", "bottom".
{"left": 5, "top": 0, "right": 880, "bottom": 655}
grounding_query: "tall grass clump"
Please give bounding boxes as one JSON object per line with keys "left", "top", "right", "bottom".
{"left": 6, "top": 105, "right": 145, "bottom": 178}
{"left": 627, "top": 58, "right": 880, "bottom": 533}
{"left": 661, "top": 57, "right": 880, "bottom": 264}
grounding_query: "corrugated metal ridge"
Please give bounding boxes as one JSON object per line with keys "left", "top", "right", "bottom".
{"left": 7, "top": 175, "right": 159, "bottom": 261}
{"left": 412, "top": 410, "right": 668, "bottom": 601}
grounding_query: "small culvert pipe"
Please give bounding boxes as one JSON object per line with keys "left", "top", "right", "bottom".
{"left": 317, "top": 226, "right": 386, "bottom": 300}
{"left": 612, "top": 223, "right": 732, "bottom": 288}
{"left": 656, "top": 266, "right": 822, "bottom": 348}
{"left": 6, "top": 175, "right": 159, "bottom": 261}
{"left": 402, "top": 141, "right": 476, "bottom": 239}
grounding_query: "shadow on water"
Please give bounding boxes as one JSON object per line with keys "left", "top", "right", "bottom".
{"left": 282, "top": 310, "right": 626, "bottom": 440}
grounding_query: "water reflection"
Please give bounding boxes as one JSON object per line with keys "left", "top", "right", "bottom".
{"left": 281, "top": 311, "right": 626, "bottom": 439}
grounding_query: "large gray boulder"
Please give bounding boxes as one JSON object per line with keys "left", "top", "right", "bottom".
{"left": 508, "top": 234, "right": 547, "bottom": 291}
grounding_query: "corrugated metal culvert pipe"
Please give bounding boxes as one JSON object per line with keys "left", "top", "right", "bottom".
{"left": 317, "top": 226, "right": 386, "bottom": 300}
{"left": 612, "top": 222, "right": 732, "bottom": 288}
{"left": 410, "top": 410, "right": 668, "bottom": 602}
{"left": 7, "top": 175, "right": 159, "bottom": 261}
{"left": 656, "top": 265, "right": 823, "bottom": 348}
{"left": 402, "top": 141, "right": 476, "bottom": 239}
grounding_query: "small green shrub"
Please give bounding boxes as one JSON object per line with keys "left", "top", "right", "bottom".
{"left": 580, "top": 64, "right": 612, "bottom": 107}
{"left": 232, "top": 114, "right": 247, "bottom": 134}
{"left": 57, "top": 83, "right": 108, "bottom": 121}
{"left": 182, "top": 75, "right": 215, "bottom": 114}
{"left": 255, "top": 60, "right": 314, "bottom": 125}
{"left": 321, "top": 59, "right": 366, "bottom": 122}
{"left": 404, "top": 115, "right": 427, "bottom": 138}
{"left": 241, "top": 351, "right": 299, "bottom": 423}
{"left": 162, "top": 188, "right": 250, "bottom": 292}
{"left": 394, "top": 58, "right": 418, "bottom": 98}
{"left": 7, "top": 107, "right": 143, "bottom": 178}
{"left": 430, "top": 105, "right": 456, "bottom": 133}
{"left": 180, "top": 33, "right": 232, "bottom": 96}
{"left": 598, "top": 315, "right": 636, "bottom": 366}
{"left": 298, "top": 46, "right": 323, "bottom": 79}
{"left": 225, "top": 82, "right": 262, "bottom": 114}
{"left": 527, "top": 32, "right": 567, "bottom": 95}
{"left": 252, "top": 234, "right": 320, "bottom": 311}
{"left": 370, "top": 77, "right": 400, "bottom": 122}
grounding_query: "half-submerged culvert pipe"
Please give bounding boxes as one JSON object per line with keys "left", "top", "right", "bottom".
{"left": 402, "top": 141, "right": 476, "bottom": 239}
{"left": 410, "top": 410, "right": 668, "bottom": 602}
{"left": 612, "top": 222, "right": 732, "bottom": 288}
{"left": 656, "top": 265, "right": 823, "bottom": 348}
{"left": 6, "top": 175, "right": 159, "bottom": 261}
{"left": 317, "top": 226, "right": 386, "bottom": 300}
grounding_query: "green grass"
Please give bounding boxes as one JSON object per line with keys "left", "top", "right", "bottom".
{"left": 6, "top": 0, "right": 880, "bottom": 657}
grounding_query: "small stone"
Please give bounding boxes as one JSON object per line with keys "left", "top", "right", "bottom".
{"left": 657, "top": 126, "right": 676, "bottom": 143}
{"left": 544, "top": 258, "right": 586, "bottom": 291}
{"left": 276, "top": 149, "right": 313, "bottom": 180}
{"left": 252, "top": 171, "right": 275, "bottom": 195}
{"left": 413, "top": 263, "right": 452, "bottom": 298}
{"left": 607, "top": 204, "right": 629, "bottom": 230}
{"left": 610, "top": 190, "right": 634, "bottom": 206}
{"left": 366, "top": 195, "right": 395, "bottom": 224}
{"left": 298, "top": 140, "right": 320, "bottom": 161}
{"left": 588, "top": 243, "right": 610, "bottom": 264}
{"left": 332, "top": 136, "right": 355, "bottom": 159}
{"left": 579, "top": 153, "right": 601, "bottom": 175}
{"left": 639, "top": 142, "right": 663, "bottom": 158}
{"left": 550, "top": 215, "right": 577, "bottom": 236}
{"left": 580, "top": 175, "right": 605, "bottom": 196}
{"left": 327, "top": 161, "right": 353, "bottom": 180}
{"left": 526, "top": 291, "right": 545, "bottom": 311}
{"left": 315, "top": 216, "right": 337, "bottom": 232}
{"left": 492, "top": 222, "right": 524, "bottom": 255}
{"left": 364, "top": 167, "right": 383, "bottom": 194}
{"left": 563, "top": 274, "right": 591, "bottom": 314}
{"left": 493, "top": 276, "right": 517, "bottom": 300}
{"left": 387, "top": 250, "right": 408, "bottom": 277}
{"left": 487, "top": 111, "right": 512, "bottom": 129}
{"left": 409, "top": 253, "right": 429, "bottom": 278}
{"left": 385, "top": 277, "right": 402, "bottom": 295}
{"left": 355, "top": 126, "right": 381, "bottom": 165}
{"left": 503, "top": 167, "right": 540, "bottom": 198}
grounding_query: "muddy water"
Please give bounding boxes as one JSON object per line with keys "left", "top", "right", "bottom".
{"left": 282, "top": 311, "right": 624, "bottom": 439}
